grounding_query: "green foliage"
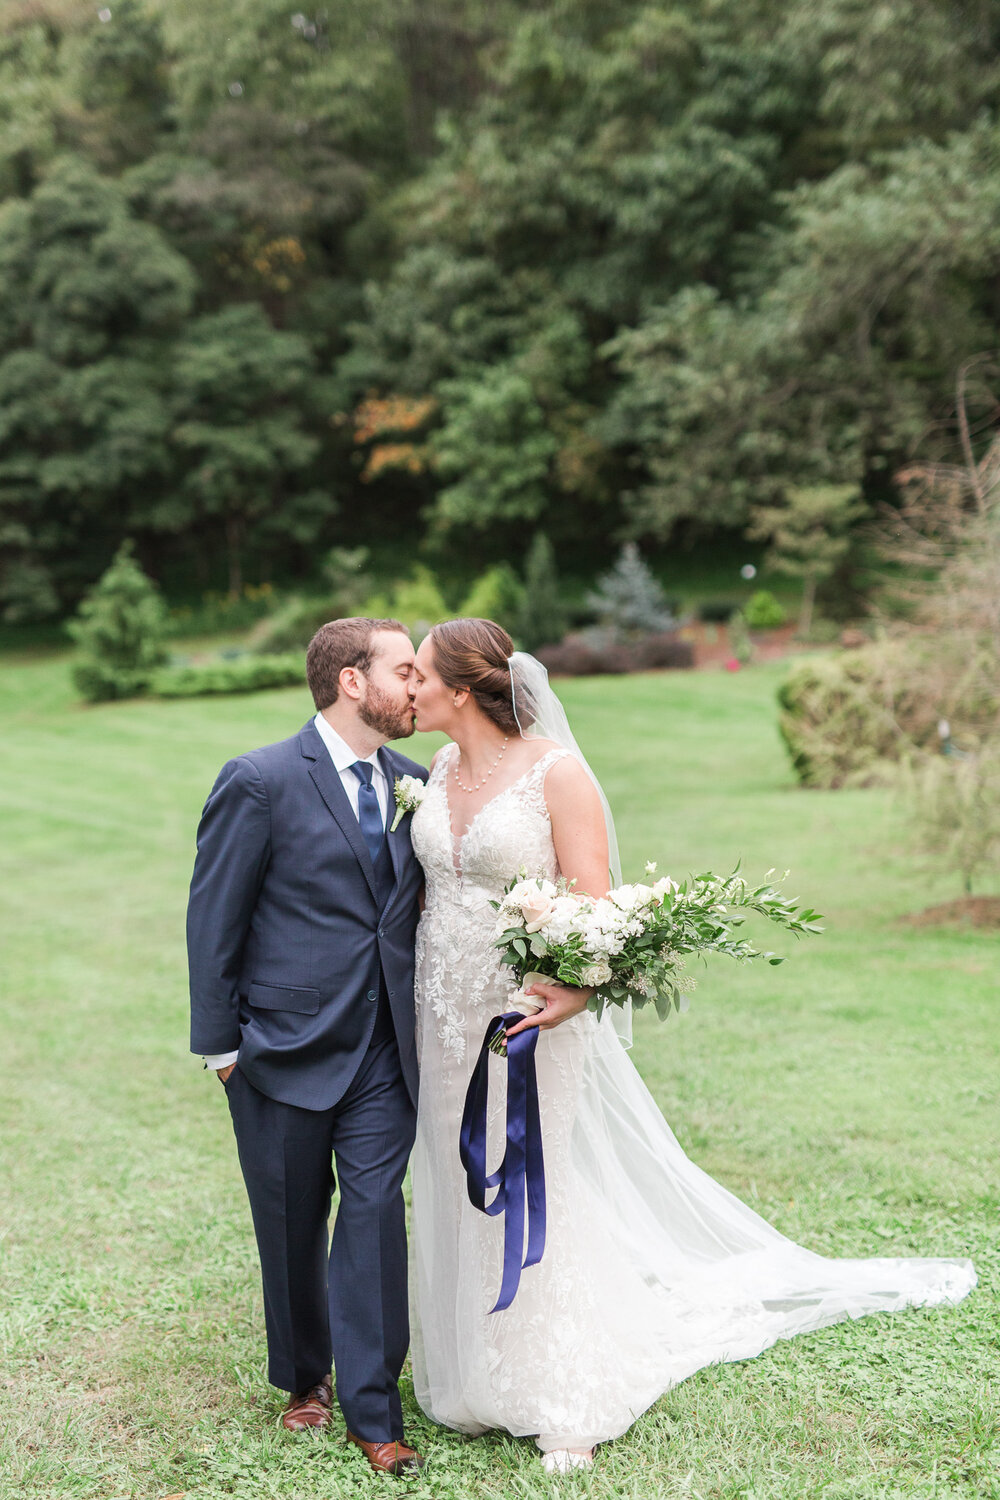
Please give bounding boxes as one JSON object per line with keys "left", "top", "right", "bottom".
{"left": 587, "top": 542, "right": 676, "bottom": 639}
{"left": 899, "top": 747, "right": 1000, "bottom": 896}
{"left": 749, "top": 486, "right": 865, "bottom": 635}
{"left": 458, "top": 564, "right": 525, "bottom": 637}
{"left": 153, "top": 652, "right": 304, "bottom": 697}
{"left": 68, "top": 541, "right": 169, "bottom": 701}
{"left": 432, "top": 365, "right": 558, "bottom": 530}
{"left": 744, "top": 590, "right": 787, "bottom": 630}
{"left": 727, "top": 610, "right": 753, "bottom": 665}
{"left": 520, "top": 531, "right": 568, "bottom": 652}
{"left": 5, "top": 0, "right": 1000, "bottom": 602}
{"left": 371, "top": 565, "right": 449, "bottom": 642}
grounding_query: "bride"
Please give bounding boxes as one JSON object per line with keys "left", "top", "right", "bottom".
{"left": 405, "top": 616, "right": 975, "bottom": 1474}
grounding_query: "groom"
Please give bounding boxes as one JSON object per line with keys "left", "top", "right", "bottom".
{"left": 187, "top": 617, "right": 428, "bottom": 1478}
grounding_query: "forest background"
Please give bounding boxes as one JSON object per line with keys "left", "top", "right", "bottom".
{"left": 3, "top": 0, "right": 1000, "bottom": 626}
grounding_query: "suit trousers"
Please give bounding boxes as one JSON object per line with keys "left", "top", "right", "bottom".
{"left": 223, "top": 1002, "right": 416, "bottom": 1440}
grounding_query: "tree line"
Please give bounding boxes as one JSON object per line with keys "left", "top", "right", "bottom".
{"left": 2, "top": 0, "right": 999, "bottom": 620}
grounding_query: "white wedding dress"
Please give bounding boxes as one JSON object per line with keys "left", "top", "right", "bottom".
{"left": 408, "top": 743, "right": 976, "bottom": 1451}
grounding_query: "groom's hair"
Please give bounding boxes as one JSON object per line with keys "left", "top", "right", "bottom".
{"left": 306, "top": 617, "right": 408, "bottom": 709}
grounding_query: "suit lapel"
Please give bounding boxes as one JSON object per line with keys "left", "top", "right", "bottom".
{"left": 300, "top": 723, "right": 379, "bottom": 902}
{"left": 379, "top": 747, "right": 407, "bottom": 901}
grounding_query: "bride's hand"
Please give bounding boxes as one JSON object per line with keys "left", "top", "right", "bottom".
{"left": 505, "top": 981, "right": 592, "bottom": 1037}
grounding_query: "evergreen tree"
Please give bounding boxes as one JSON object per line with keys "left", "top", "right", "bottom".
{"left": 519, "top": 531, "right": 567, "bottom": 651}
{"left": 748, "top": 485, "right": 865, "bottom": 636}
{"left": 68, "top": 542, "right": 169, "bottom": 701}
{"left": 586, "top": 543, "right": 676, "bottom": 640}
{"left": 459, "top": 563, "right": 526, "bottom": 638}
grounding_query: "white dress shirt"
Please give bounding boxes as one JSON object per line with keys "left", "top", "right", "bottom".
{"left": 204, "top": 714, "right": 389, "bottom": 1071}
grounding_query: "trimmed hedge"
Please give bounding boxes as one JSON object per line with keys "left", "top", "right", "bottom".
{"left": 153, "top": 653, "right": 305, "bottom": 698}
{"left": 537, "top": 632, "right": 694, "bottom": 676}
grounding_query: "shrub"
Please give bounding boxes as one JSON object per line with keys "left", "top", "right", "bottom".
{"left": 586, "top": 542, "right": 676, "bottom": 639}
{"left": 520, "top": 532, "right": 568, "bottom": 651}
{"left": 899, "top": 746, "right": 1000, "bottom": 895}
{"left": 744, "top": 590, "right": 787, "bottom": 629}
{"left": 727, "top": 610, "right": 753, "bottom": 664}
{"left": 249, "top": 595, "right": 337, "bottom": 655}
{"left": 777, "top": 640, "right": 931, "bottom": 787}
{"left": 387, "top": 565, "right": 449, "bottom": 640}
{"left": 250, "top": 547, "right": 374, "bottom": 654}
{"left": 459, "top": 563, "right": 525, "bottom": 636}
{"left": 68, "top": 541, "right": 169, "bottom": 702}
{"left": 153, "top": 653, "right": 305, "bottom": 698}
{"left": 631, "top": 632, "right": 695, "bottom": 670}
{"left": 166, "top": 583, "right": 278, "bottom": 639}
{"left": 537, "top": 632, "right": 692, "bottom": 676}
{"left": 537, "top": 637, "right": 629, "bottom": 676}
{"left": 697, "top": 600, "right": 737, "bottom": 623}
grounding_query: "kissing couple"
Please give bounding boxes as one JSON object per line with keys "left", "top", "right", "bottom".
{"left": 187, "top": 615, "right": 974, "bottom": 1478}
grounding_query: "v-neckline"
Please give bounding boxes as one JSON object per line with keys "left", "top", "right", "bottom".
{"left": 442, "top": 744, "right": 560, "bottom": 862}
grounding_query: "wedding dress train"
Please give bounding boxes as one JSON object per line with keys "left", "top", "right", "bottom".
{"left": 408, "top": 745, "right": 975, "bottom": 1450}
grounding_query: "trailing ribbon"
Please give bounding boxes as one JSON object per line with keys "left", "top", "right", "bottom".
{"left": 459, "top": 1011, "right": 547, "bottom": 1313}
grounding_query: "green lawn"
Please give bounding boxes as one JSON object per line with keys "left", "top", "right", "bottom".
{"left": 0, "top": 652, "right": 996, "bottom": 1500}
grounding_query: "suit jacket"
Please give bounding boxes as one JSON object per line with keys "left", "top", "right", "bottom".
{"left": 187, "top": 719, "right": 427, "bottom": 1110}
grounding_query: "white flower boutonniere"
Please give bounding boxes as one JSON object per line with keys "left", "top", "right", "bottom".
{"left": 390, "top": 774, "right": 427, "bottom": 832}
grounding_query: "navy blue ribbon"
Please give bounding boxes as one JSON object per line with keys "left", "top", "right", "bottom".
{"left": 459, "top": 1011, "right": 547, "bottom": 1313}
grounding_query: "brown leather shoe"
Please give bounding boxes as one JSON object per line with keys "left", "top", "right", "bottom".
{"left": 282, "top": 1375, "right": 333, "bottom": 1431}
{"left": 347, "top": 1431, "right": 426, "bottom": 1476}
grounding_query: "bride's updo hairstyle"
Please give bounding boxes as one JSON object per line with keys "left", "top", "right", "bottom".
{"left": 428, "top": 618, "right": 533, "bottom": 734}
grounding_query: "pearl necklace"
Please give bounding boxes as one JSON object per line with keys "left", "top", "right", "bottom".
{"left": 454, "top": 736, "right": 509, "bottom": 793}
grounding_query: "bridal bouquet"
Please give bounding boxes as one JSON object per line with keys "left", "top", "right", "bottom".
{"left": 492, "top": 866, "right": 823, "bottom": 1024}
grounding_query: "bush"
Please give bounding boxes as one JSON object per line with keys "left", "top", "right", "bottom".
{"left": 537, "top": 631, "right": 693, "bottom": 676}
{"left": 899, "top": 746, "right": 1000, "bottom": 895}
{"left": 696, "top": 600, "right": 737, "bottom": 623}
{"left": 586, "top": 543, "right": 676, "bottom": 639}
{"left": 520, "top": 533, "right": 568, "bottom": 651}
{"left": 459, "top": 563, "right": 525, "bottom": 636}
{"left": 249, "top": 547, "right": 374, "bottom": 654}
{"left": 631, "top": 632, "right": 695, "bottom": 670}
{"left": 166, "top": 583, "right": 278, "bottom": 639}
{"left": 68, "top": 542, "right": 169, "bottom": 702}
{"left": 249, "top": 595, "right": 338, "bottom": 655}
{"left": 537, "top": 637, "right": 630, "bottom": 676}
{"left": 153, "top": 653, "right": 305, "bottom": 698}
{"left": 385, "top": 565, "right": 449, "bottom": 641}
{"left": 777, "top": 640, "right": 932, "bottom": 787}
{"left": 744, "top": 590, "right": 787, "bottom": 629}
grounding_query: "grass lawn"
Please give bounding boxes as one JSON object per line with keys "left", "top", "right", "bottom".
{"left": 0, "top": 651, "right": 996, "bottom": 1500}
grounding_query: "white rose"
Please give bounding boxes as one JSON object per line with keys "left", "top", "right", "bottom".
{"left": 540, "top": 895, "right": 585, "bottom": 945}
{"left": 652, "top": 876, "right": 679, "bottom": 899}
{"left": 581, "top": 960, "right": 613, "bottom": 987}
{"left": 610, "top": 883, "right": 655, "bottom": 914}
{"left": 520, "top": 889, "right": 556, "bottom": 933}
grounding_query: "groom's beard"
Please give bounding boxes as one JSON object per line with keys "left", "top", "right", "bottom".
{"left": 359, "top": 683, "right": 415, "bottom": 740}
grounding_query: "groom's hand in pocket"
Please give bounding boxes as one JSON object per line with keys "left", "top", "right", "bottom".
{"left": 216, "top": 1064, "right": 236, "bottom": 1084}
{"left": 505, "top": 982, "right": 592, "bottom": 1037}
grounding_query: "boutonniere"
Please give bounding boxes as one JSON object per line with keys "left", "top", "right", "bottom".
{"left": 390, "top": 774, "right": 427, "bottom": 832}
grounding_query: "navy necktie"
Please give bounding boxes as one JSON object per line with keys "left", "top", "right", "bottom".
{"left": 349, "top": 760, "right": 385, "bottom": 869}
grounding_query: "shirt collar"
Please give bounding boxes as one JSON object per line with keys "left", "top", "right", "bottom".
{"left": 313, "top": 711, "right": 385, "bottom": 777}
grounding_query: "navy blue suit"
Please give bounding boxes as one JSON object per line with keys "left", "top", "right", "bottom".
{"left": 187, "top": 719, "right": 427, "bottom": 1437}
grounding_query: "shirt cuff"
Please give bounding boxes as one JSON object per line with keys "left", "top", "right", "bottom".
{"left": 204, "top": 1050, "right": 239, "bottom": 1070}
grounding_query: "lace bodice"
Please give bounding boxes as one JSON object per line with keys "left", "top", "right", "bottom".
{"left": 412, "top": 742, "right": 569, "bottom": 903}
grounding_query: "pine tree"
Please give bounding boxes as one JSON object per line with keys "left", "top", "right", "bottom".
{"left": 69, "top": 541, "right": 169, "bottom": 702}
{"left": 519, "top": 532, "right": 567, "bottom": 651}
{"left": 748, "top": 486, "right": 865, "bottom": 637}
{"left": 586, "top": 543, "right": 676, "bottom": 640}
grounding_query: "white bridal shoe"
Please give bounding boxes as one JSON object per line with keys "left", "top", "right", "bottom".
{"left": 540, "top": 1448, "right": 595, "bottom": 1474}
